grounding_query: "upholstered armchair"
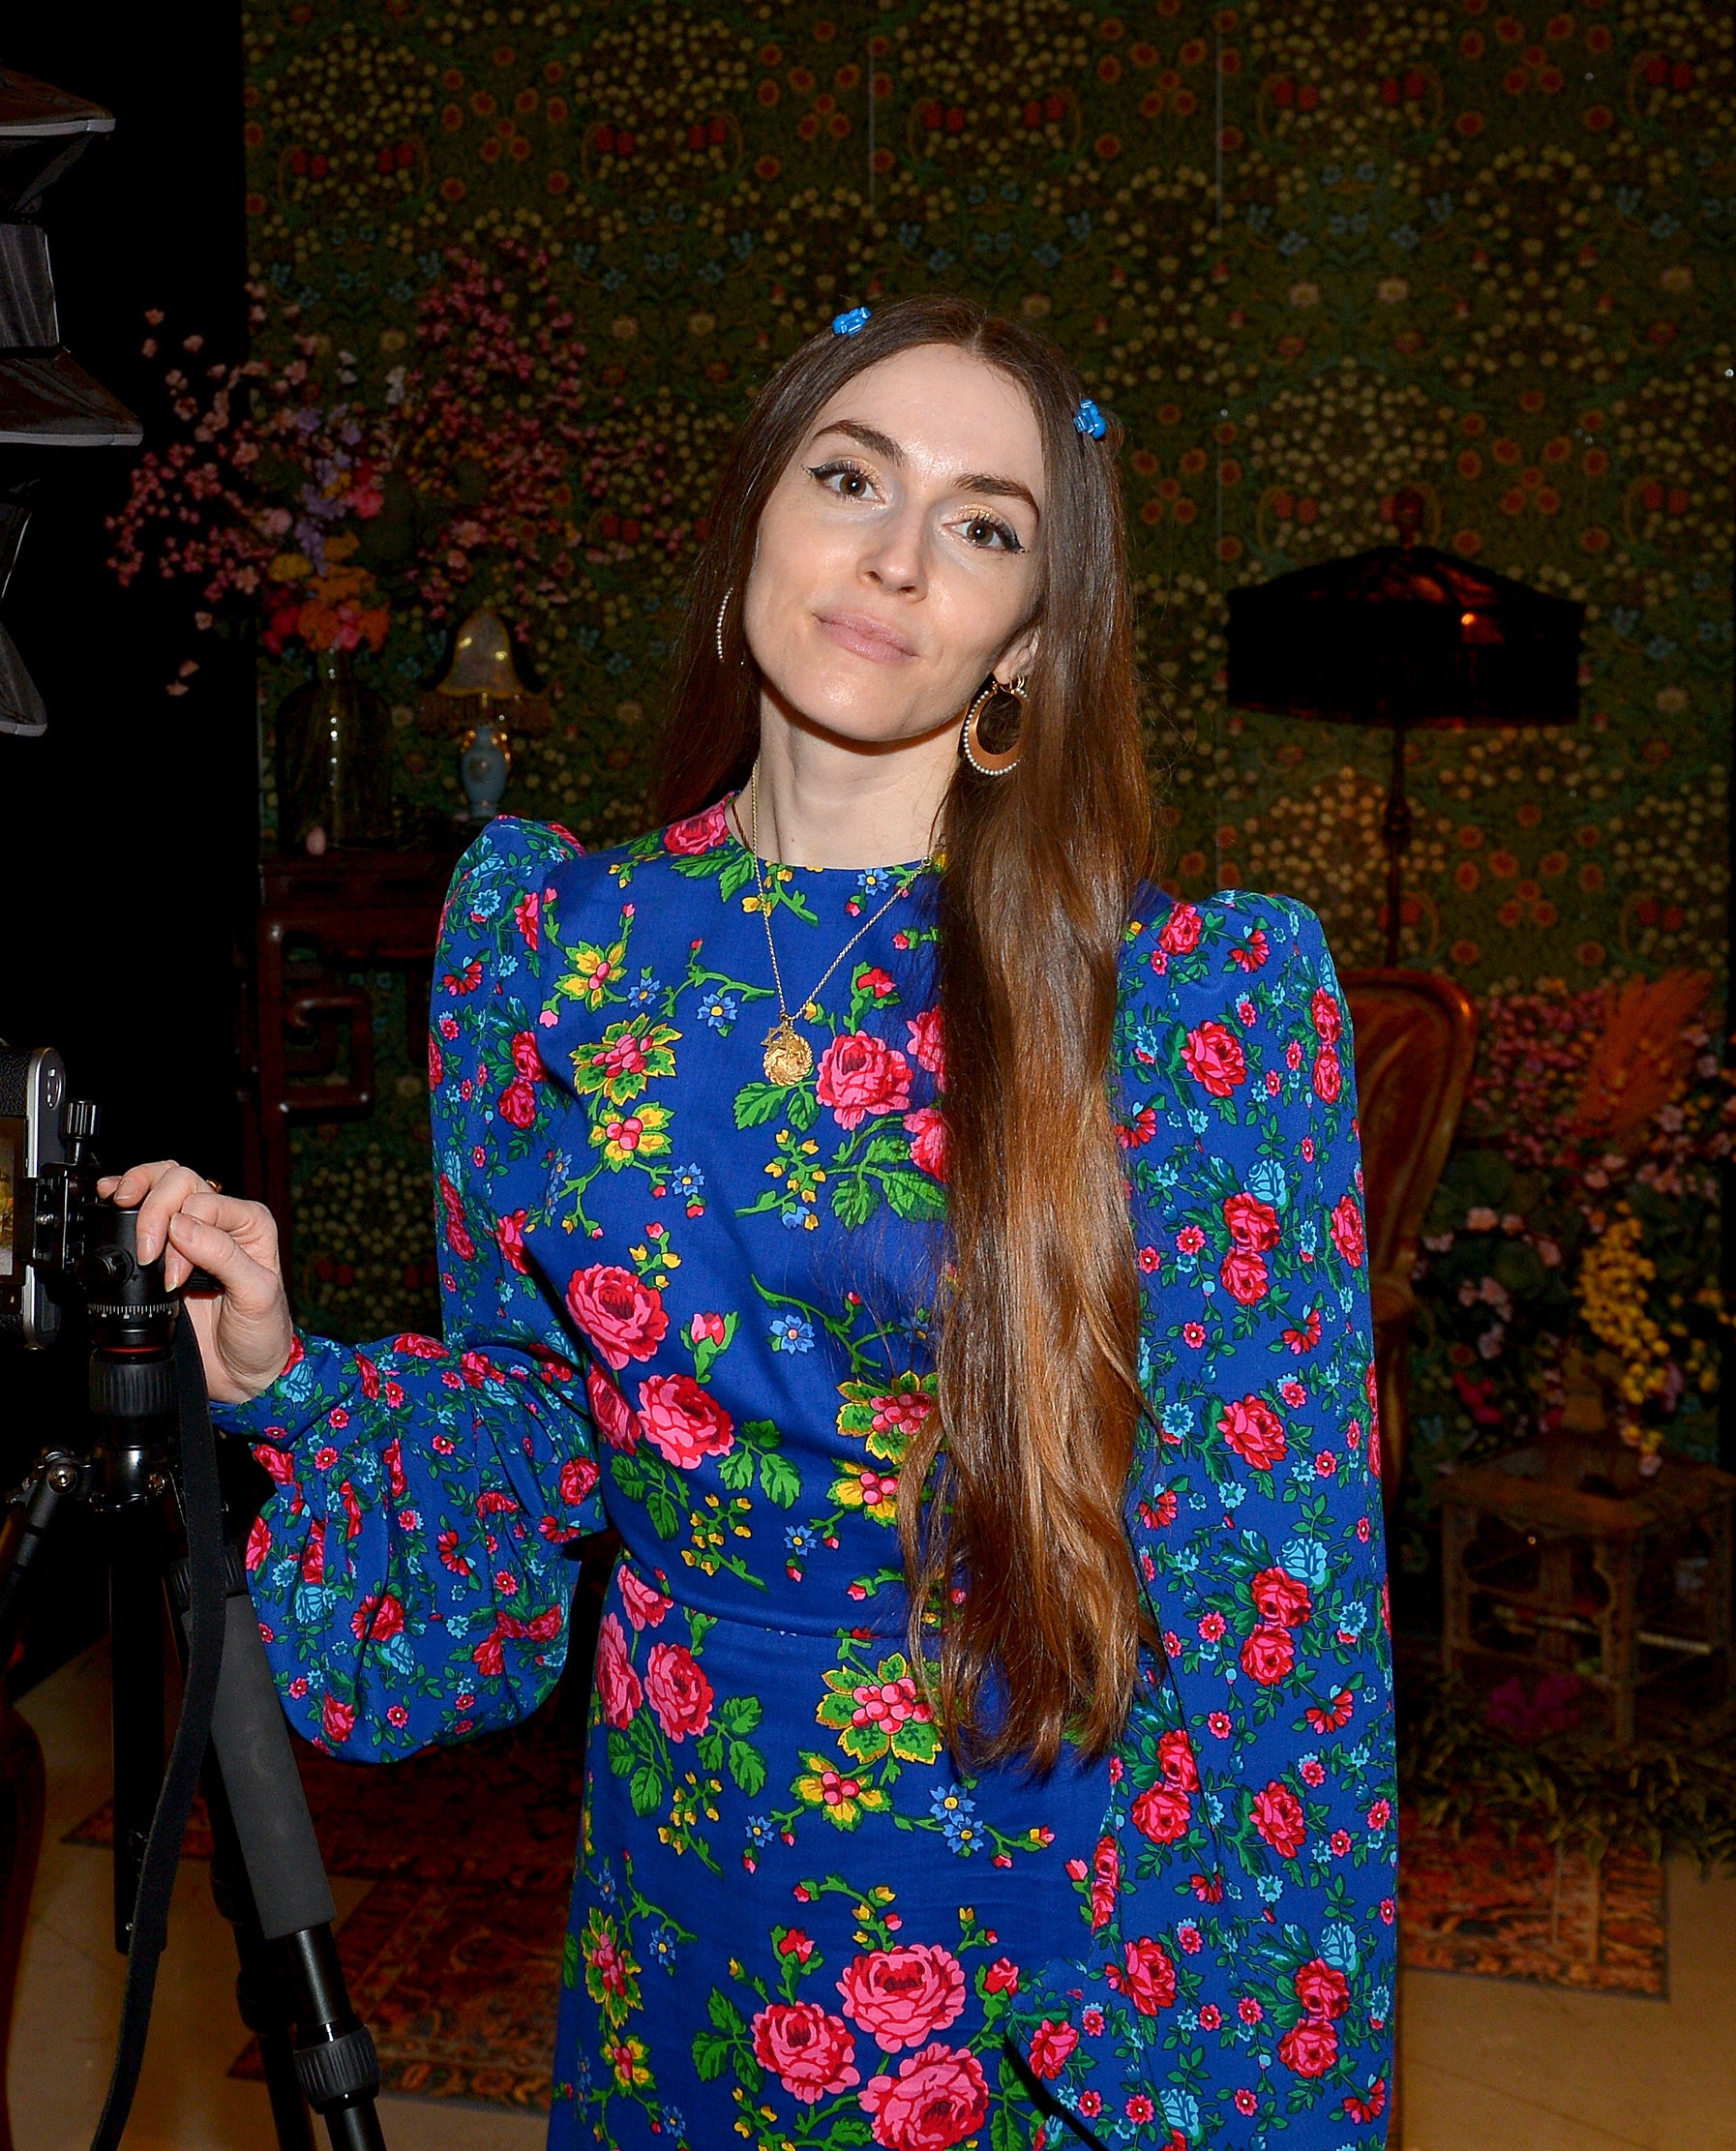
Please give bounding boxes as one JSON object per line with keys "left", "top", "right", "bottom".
{"left": 1342, "top": 971, "right": 1479, "bottom": 1519}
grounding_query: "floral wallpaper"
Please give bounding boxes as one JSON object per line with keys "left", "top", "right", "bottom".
{"left": 231, "top": 0, "right": 1733, "bottom": 1422}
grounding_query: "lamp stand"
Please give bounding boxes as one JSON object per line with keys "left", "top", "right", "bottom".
{"left": 1380, "top": 724, "right": 1413, "bottom": 968}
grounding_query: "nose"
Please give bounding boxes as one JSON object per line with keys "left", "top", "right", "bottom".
{"left": 856, "top": 501, "right": 927, "bottom": 599}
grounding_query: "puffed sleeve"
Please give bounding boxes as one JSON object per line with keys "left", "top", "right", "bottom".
{"left": 1011, "top": 892, "right": 1396, "bottom": 2149}
{"left": 212, "top": 817, "right": 608, "bottom": 1760}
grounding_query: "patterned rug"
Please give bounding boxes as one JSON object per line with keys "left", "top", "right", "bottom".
{"left": 68, "top": 1689, "right": 588, "bottom": 2110}
{"left": 1397, "top": 1807, "right": 1667, "bottom": 1995}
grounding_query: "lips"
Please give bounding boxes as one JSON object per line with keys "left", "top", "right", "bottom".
{"left": 816, "top": 611, "right": 916, "bottom": 661}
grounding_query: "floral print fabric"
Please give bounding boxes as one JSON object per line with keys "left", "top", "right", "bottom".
{"left": 217, "top": 804, "right": 1395, "bottom": 2148}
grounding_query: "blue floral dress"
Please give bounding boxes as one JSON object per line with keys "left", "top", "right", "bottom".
{"left": 216, "top": 800, "right": 1396, "bottom": 2151}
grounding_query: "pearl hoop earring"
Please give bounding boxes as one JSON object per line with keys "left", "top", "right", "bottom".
{"left": 715, "top": 584, "right": 733, "bottom": 666}
{"left": 959, "top": 674, "right": 1028, "bottom": 777}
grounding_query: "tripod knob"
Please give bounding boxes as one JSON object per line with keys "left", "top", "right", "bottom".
{"left": 90, "top": 1355, "right": 176, "bottom": 1420}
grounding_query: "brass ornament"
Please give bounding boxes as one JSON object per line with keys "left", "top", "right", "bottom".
{"left": 762, "top": 1015, "right": 816, "bottom": 1087}
{"left": 959, "top": 673, "right": 1028, "bottom": 777}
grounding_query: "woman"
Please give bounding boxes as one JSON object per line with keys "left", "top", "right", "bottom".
{"left": 106, "top": 296, "right": 1395, "bottom": 2149}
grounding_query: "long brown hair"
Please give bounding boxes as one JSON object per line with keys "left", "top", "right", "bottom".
{"left": 655, "top": 295, "right": 1153, "bottom": 1771}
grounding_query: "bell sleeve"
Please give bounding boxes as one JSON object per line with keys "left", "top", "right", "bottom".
{"left": 212, "top": 817, "right": 608, "bottom": 1761}
{"left": 1011, "top": 893, "right": 1397, "bottom": 2148}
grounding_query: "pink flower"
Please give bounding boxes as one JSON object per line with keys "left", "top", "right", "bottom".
{"left": 905, "top": 1005, "right": 944, "bottom": 1075}
{"left": 1250, "top": 1568, "right": 1312, "bottom": 1628}
{"left": 1220, "top": 1248, "right": 1270, "bottom": 1305}
{"left": 1223, "top": 1192, "right": 1281, "bottom": 1250}
{"left": 564, "top": 1265, "right": 668, "bottom": 1370}
{"left": 320, "top": 1693, "right": 355, "bottom": 1747}
{"left": 593, "top": 1613, "right": 642, "bottom": 1729}
{"left": 1330, "top": 1193, "right": 1366, "bottom": 1268}
{"left": 1312, "top": 1043, "right": 1342, "bottom": 1103}
{"left": 643, "top": 1641, "right": 714, "bottom": 1741}
{"left": 635, "top": 1372, "right": 735, "bottom": 1469}
{"left": 751, "top": 2002, "right": 859, "bottom": 2105}
{"left": 494, "top": 1208, "right": 530, "bottom": 1275}
{"left": 618, "top": 1568, "right": 673, "bottom": 1629}
{"left": 837, "top": 1944, "right": 966, "bottom": 2053}
{"left": 1218, "top": 1394, "right": 1287, "bottom": 1470}
{"left": 1157, "top": 1728, "right": 1200, "bottom": 1788}
{"left": 903, "top": 1104, "right": 948, "bottom": 1181}
{"left": 1251, "top": 1779, "right": 1307, "bottom": 1858}
{"left": 817, "top": 1031, "right": 913, "bottom": 1130}
{"left": 1241, "top": 1625, "right": 1296, "bottom": 1685}
{"left": 1131, "top": 1783, "right": 1193, "bottom": 1843}
{"left": 1105, "top": 1935, "right": 1176, "bottom": 2016}
{"left": 1159, "top": 902, "right": 1202, "bottom": 954}
{"left": 1089, "top": 1834, "right": 1120, "bottom": 1930}
{"left": 1181, "top": 1020, "right": 1246, "bottom": 1097}
{"left": 1278, "top": 2019, "right": 1339, "bottom": 2077}
{"left": 1294, "top": 1958, "right": 1350, "bottom": 2020}
{"left": 663, "top": 799, "right": 730, "bottom": 855}
{"left": 1027, "top": 2017, "right": 1077, "bottom": 2078}
{"left": 1311, "top": 986, "right": 1342, "bottom": 1042}
{"left": 857, "top": 2042, "right": 987, "bottom": 2150}
{"left": 586, "top": 1364, "right": 642, "bottom": 1452}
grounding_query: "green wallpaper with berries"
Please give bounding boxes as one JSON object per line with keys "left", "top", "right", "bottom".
{"left": 230, "top": 0, "right": 1733, "bottom": 1404}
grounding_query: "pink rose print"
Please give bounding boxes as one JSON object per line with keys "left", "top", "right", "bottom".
{"left": 1089, "top": 1833, "right": 1120, "bottom": 1930}
{"left": 348, "top": 1589, "right": 404, "bottom": 1643}
{"left": 1279, "top": 2019, "right": 1340, "bottom": 2077}
{"left": 1330, "top": 1193, "right": 1366, "bottom": 1268}
{"left": 1241, "top": 1625, "right": 1296, "bottom": 1685}
{"left": 903, "top": 1103, "right": 948, "bottom": 1181}
{"left": 558, "top": 1455, "right": 598, "bottom": 1506}
{"left": 643, "top": 1641, "right": 714, "bottom": 1741}
{"left": 512, "top": 888, "right": 540, "bottom": 949}
{"left": 1310, "top": 985, "right": 1342, "bottom": 1042}
{"left": 1293, "top": 1958, "right": 1351, "bottom": 2020}
{"left": 1220, "top": 1248, "right": 1270, "bottom": 1305}
{"left": 751, "top": 2001, "right": 860, "bottom": 2105}
{"left": 663, "top": 799, "right": 730, "bottom": 854}
{"left": 427, "top": 1033, "right": 443, "bottom": 1088}
{"left": 320, "top": 1693, "right": 355, "bottom": 1747}
{"left": 1218, "top": 1394, "right": 1288, "bottom": 1471}
{"left": 1181, "top": 1020, "right": 1247, "bottom": 1097}
{"left": 593, "top": 1613, "right": 642, "bottom": 1729}
{"left": 1157, "top": 1728, "right": 1200, "bottom": 1788}
{"left": 618, "top": 1568, "right": 673, "bottom": 1629}
{"left": 1027, "top": 2017, "right": 1078, "bottom": 2078}
{"left": 1159, "top": 902, "right": 1202, "bottom": 954}
{"left": 1106, "top": 1935, "right": 1176, "bottom": 2016}
{"left": 586, "top": 1364, "right": 642, "bottom": 1453}
{"left": 857, "top": 2041, "right": 987, "bottom": 2151}
{"left": 635, "top": 1372, "right": 735, "bottom": 1469}
{"left": 1250, "top": 1567, "right": 1313, "bottom": 1628}
{"left": 905, "top": 1005, "right": 944, "bottom": 1076}
{"left": 1223, "top": 1192, "right": 1281, "bottom": 1250}
{"left": 1313, "top": 1042, "right": 1342, "bottom": 1102}
{"left": 438, "top": 1175, "right": 474, "bottom": 1262}
{"left": 837, "top": 1944, "right": 966, "bottom": 2053}
{"left": 817, "top": 1031, "right": 913, "bottom": 1130}
{"left": 494, "top": 1208, "right": 530, "bottom": 1275}
{"left": 564, "top": 1265, "right": 669, "bottom": 1370}
{"left": 1131, "top": 1783, "right": 1193, "bottom": 1843}
{"left": 1252, "top": 1779, "right": 1308, "bottom": 1858}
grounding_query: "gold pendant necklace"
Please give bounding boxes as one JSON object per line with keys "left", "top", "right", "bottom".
{"left": 742, "top": 766, "right": 933, "bottom": 1087}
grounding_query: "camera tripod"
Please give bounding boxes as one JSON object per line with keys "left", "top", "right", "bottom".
{"left": 0, "top": 1117, "right": 387, "bottom": 2151}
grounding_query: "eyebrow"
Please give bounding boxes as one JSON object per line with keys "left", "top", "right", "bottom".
{"left": 810, "top": 418, "right": 1042, "bottom": 520}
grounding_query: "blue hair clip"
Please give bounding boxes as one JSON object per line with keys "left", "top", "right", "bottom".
{"left": 1075, "top": 397, "right": 1107, "bottom": 440}
{"left": 831, "top": 306, "right": 872, "bottom": 337}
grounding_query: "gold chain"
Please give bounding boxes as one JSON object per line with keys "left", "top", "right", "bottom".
{"left": 740, "top": 764, "right": 933, "bottom": 1085}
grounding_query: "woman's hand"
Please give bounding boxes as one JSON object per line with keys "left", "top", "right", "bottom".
{"left": 96, "top": 1162, "right": 295, "bottom": 1407}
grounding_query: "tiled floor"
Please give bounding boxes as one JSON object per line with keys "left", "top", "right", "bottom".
{"left": 9, "top": 1644, "right": 1736, "bottom": 2148}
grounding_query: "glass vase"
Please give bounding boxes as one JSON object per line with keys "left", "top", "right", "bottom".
{"left": 275, "top": 648, "right": 395, "bottom": 852}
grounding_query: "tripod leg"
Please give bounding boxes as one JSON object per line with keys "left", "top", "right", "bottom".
{"left": 201, "top": 1764, "right": 316, "bottom": 2151}
{"left": 0, "top": 1453, "right": 82, "bottom": 1682}
{"left": 171, "top": 1551, "right": 387, "bottom": 2151}
{"left": 110, "top": 1496, "right": 165, "bottom": 1957}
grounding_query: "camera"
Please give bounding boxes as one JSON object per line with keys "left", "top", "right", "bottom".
{"left": 0, "top": 1039, "right": 95, "bottom": 1349}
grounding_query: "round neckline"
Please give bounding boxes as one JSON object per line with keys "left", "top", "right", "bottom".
{"left": 719, "top": 789, "right": 938, "bottom": 878}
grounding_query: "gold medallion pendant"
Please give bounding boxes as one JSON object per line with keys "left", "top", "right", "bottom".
{"left": 762, "top": 1015, "right": 814, "bottom": 1087}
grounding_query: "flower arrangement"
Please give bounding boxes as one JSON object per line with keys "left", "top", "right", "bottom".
{"left": 1412, "top": 970, "right": 1730, "bottom": 1477}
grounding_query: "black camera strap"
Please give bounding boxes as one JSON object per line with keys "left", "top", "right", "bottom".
{"left": 88, "top": 1317, "right": 228, "bottom": 2151}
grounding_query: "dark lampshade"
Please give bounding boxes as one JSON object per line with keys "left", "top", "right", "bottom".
{"left": 1226, "top": 543, "right": 1583, "bottom": 730}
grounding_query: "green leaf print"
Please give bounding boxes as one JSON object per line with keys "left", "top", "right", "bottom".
{"left": 884, "top": 1168, "right": 946, "bottom": 1222}
{"left": 691, "top": 2031, "right": 732, "bottom": 2082}
{"left": 832, "top": 1176, "right": 880, "bottom": 1229}
{"left": 758, "top": 1449, "right": 802, "bottom": 1507}
{"left": 728, "top": 1739, "right": 767, "bottom": 1796}
{"left": 718, "top": 1694, "right": 763, "bottom": 1738}
{"left": 628, "top": 1762, "right": 662, "bottom": 1818}
{"left": 785, "top": 1084, "right": 820, "bottom": 1131}
{"left": 733, "top": 1080, "right": 787, "bottom": 1129}
{"left": 715, "top": 1445, "right": 755, "bottom": 1492}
